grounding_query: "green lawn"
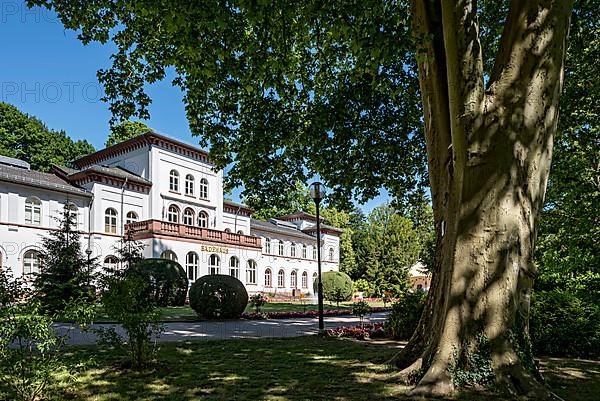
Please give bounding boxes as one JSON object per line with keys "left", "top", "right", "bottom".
{"left": 93, "top": 300, "right": 386, "bottom": 322}
{"left": 41, "top": 337, "right": 600, "bottom": 401}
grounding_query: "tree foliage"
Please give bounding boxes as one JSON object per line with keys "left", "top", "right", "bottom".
{"left": 34, "top": 206, "right": 94, "bottom": 314}
{"left": 0, "top": 102, "right": 94, "bottom": 171}
{"left": 351, "top": 204, "right": 421, "bottom": 296}
{"left": 105, "top": 120, "right": 150, "bottom": 147}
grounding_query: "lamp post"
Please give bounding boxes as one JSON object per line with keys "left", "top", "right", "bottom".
{"left": 309, "top": 181, "right": 326, "bottom": 331}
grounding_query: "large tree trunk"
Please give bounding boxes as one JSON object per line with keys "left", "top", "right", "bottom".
{"left": 392, "top": 0, "right": 574, "bottom": 397}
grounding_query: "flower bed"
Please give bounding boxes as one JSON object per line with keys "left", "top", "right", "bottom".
{"left": 325, "top": 323, "right": 386, "bottom": 340}
{"left": 242, "top": 307, "right": 390, "bottom": 320}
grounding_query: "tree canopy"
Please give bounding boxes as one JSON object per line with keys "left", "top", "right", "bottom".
{"left": 105, "top": 120, "right": 151, "bottom": 147}
{"left": 0, "top": 102, "right": 95, "bottom": 171}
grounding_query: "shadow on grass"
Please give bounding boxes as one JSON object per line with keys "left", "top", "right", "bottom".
{"left": 52, "top": 338, "right": 600, "bottom": 401}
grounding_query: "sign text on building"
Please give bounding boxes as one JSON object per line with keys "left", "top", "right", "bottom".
{"left": 201, "top": 245, "right": 229, "bottom": 254}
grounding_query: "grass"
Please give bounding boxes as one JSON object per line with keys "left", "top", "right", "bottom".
{"left": 93, "top": 300, "right": 386, "bottom": 322}
{"left": 38, "top": 337, "right": 600, "bottom": 401}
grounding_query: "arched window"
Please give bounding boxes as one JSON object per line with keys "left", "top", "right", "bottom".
{"left": 103, "top": 255, "right": 119, "bottom": 272}
{"left": 65, "top": 203, "right": 78, "bottom": 227}
{"left": 161, "top": 250, "right": 178, "bottom": 261}
{"left": 312, "top": 272, "right": 318, "bottom": 285}
{"left": 185, "top": 174, "right": 195, "bottom": 195}
{"left": 229, "top": 256, "right": 240, "bottom": 278}
{"left": 167, "top": 205, "right": 180, "bottom": 223}
{"left": 105, "top": 208, "right": 118, "bottom": 233}
{"left": 265, "top": 238, "right": 271, "bottom": 254}
{"left": 290, "top": 243, "right": 296, "bottom": 257}
{"left": 265, "top": 268, "right": 272, "bottom": 287}
{"left": 302, "top": 271, "right": 308, "bottom": 288}
{"left": 290, "top": 270, "right": 297, "bottom": 288}
{"left": 277, "top": 269, "right": 285, "bottom": 288}
{"left": 183, "top": 208, "right": 195, "bottom": 226}
{"left": 278, "top": 240, "right": 284, "bottom": 256}
{"left": 126, "top": 211, "right": 139, "bottom": 224}
{"left": 224, "top": 228, "right": 231, "bottom": 233}
{"left": 246, "top": 260, "right": 257, "bottom": 284}
{"left": 329, "top": 247, "right": 335, "bottom": 261}
{"left": 209, "top": 254, "right": 220, "bottom": 275}
{"left": 169, "top": 170, "right": 180, "bottom": 192}
{"left": 199, "top": 178, "right": 209, "bottom": 199}
{"left": 197, "top": 211, "right": 208, "bottom": 228}
{"left": 25, "top": 197, "right": 41, "bottom": 225}
{"left": 302, "top": 244, "right": 307, "bottom": 259}
{"left": 186, "top": 252, "right": 199, "bottom": 281}
{"left": 23, "top": 250, "right": 41, "bottom": 275}
{"left": 237, "top": 230, "right": 244, "bottom": 235}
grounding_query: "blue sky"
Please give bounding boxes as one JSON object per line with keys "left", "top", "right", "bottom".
{"left": 0, "top": 4, "right": 390, "bottom": 212}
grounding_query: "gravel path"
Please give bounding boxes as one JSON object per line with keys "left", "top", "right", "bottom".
{"left": 57, "top": 312, "right": 388, "bottom": 345}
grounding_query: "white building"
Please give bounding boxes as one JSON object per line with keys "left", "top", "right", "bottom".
{"left": 0, "top": 132, "right": 341, "bottom": 295}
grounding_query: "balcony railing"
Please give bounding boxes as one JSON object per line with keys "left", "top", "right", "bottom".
{"left": 125, "top": 220, "right": 262, "bottom": 248}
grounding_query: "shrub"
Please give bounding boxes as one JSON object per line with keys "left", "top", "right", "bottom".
{"left": 530, "top": 289, "right": 600, "bottom": 358}
{"left": 314, "top": 271, "right": 353, "bottom": 306}
{"left": 325, "top": 323, "right": 386, "bottom": 340}
{"left": 249, "top": 293, "right": 268, "bottom": 313}
{"left": 129, "top": 258, "right": 189, "bottom": 306}
{"left": 385, "top": 290, "right": 427, "bottom": 340}
{"left": 353, "top": 278, "right": 375, "bottom": 297}
{"left": 189, "top": 275, "right": 248, "bottom": 319}
{"left": 96, "top": 272, "right": 164, "bottom": 369}
{"left": 352, "top": 300, "right": 371, "bottom": 327}
{"left": 0, "top": 267, "right": 95, "bottom": 401}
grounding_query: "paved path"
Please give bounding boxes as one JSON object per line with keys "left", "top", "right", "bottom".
{"left": 57, "top": 312, "right": 388, "bottom": 345}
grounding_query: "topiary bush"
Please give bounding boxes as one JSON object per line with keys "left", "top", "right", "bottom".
{"left": 530, "top": 289, "right": 600, "bottom": 358}
{"left": 189, "top": 275, "right": 248, "bottom": 319}
{"left": 127, "top": 258, "right": 189, "bottom": 307}
{"left": 314, "top": 271, "right": 353, "bottom": 306}
{"left": 385, "top": 290, "right": 427, "bottom": 340}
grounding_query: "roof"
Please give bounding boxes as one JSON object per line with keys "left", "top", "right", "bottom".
{"left": 73, "top": 131, "right": 211, "bottom": 168}
{"left": 276, "top": 211, "right": 324, "bottom": 222}
{"left": 223, "top": 200, "right": 253, "bottom": 216}
{"left": 53, "top": 164, "right": 151, "bottom": 188}
{"left": 0, "top": 164, "right": 92, "bottom": 198}
{"left": 409, "top": 262, "right": 430, "bottom": 277}
{"left": 302, "top": 223, "right": 343, "bottom": 235}
{"left": 250, "top": 219, "right": 316, "bottom": 241}
{"left": 0, "top": 155, "right": 30, "bottom": 170}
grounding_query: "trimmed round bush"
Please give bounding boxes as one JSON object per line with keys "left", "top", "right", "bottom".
{"left": 314, "top": 271, "right": 353, "bottom": 305}
{"left": 128, "top": 258, "right": 189, "bottom": 306}
{"left": 385, "top": 290, "right": 427, "bottom": 340}
{"left": 189, "top": 274, "right": 248, "bottom": 319}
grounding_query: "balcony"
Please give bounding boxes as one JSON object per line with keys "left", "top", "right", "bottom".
{"left": 126, "top": 220, "right": 262, "bottom": 249}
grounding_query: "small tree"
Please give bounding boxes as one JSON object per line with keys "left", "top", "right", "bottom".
{"left": 34, "top": 205, "right": 94, "bottom": 314}
{"left": 352, "top": 300, "right": 371, "bottom": 328}
{"left": 96, "top": 272, "right": 164, "bottom": 369}
{"left": 0, "top": 267, "right": 95, "bottom": 401}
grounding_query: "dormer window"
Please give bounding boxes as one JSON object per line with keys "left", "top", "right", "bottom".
{"left": 169, "top": 170, "right": 180, "bottom": 192}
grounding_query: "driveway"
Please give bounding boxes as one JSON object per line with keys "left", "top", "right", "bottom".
{"left": 57, "top": 312, "right": 388, "bottom": 345}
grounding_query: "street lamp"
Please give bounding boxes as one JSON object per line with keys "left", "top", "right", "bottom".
{"left": 309, "top": 181, "right": 326, "bottom": 331}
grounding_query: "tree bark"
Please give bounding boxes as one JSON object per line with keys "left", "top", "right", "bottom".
{"left": 393, "top": 0, "right": 574, "bottom": 398}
